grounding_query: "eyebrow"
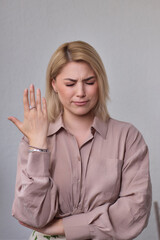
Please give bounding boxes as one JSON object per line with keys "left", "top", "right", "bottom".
{"left": 64, "top": 76, "right": 95, "bottom": 82}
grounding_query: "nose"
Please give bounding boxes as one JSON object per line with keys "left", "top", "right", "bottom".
{"left": 76, "top": 82, "right": 86, "bottom": 98}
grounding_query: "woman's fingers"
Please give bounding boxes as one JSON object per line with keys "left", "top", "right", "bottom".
{"left": 23, "top": 88, "right": 29, "bottom": 113}
{"left": 9, "top": 85, "right": 48, "bottom": 143}
{"left": 36, "top": 88, "right": 41, "bottom": 112}
{"left": 29, "top": 84, "right": 36, "bottom": 108}
{"left": 42, "top": 97, "right": 47, "bottom": 116}
{"left": 8, "top": 116, "right": 22, "bottom": 132}
{"left": 23, "top": 85, "right": 46, "bottom": 114}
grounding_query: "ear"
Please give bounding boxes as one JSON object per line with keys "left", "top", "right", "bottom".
{"left": 51, "top": 79, "right": 57, "bottom": 93}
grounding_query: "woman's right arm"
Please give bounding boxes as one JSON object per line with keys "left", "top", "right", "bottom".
{"left": 9, "top": 85, "right": 59, "bottom": 228}
{"left": 12, "top": 136, "right": 59, "bottom": 228}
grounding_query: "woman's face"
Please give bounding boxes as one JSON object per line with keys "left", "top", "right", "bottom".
{"left": 52, "top": 61, "right": 99, "bottom": 119}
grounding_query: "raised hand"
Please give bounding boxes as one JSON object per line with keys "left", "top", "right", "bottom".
{"left": 8, "top": 84, "right": 49, "bottom": 149}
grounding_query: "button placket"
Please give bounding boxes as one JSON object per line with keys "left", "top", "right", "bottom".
{"left": 75, "top": 153, "right": 82, "bottom": 208}
{"left": 71, "top": 135, "right": 82, "bottom": 209}
{"left": 70, "top": 131, "right": 94, "bottom": 210}
{"left": 78, "top": 137, "right": 95, "bottom": 210}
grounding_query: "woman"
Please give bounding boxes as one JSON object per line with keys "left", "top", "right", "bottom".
{"left": 9, "top": 41, "right": 152, "bottom": 240}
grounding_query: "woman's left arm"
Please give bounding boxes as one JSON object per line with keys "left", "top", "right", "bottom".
{"left": 61, "top": 125, "right": 152, "bottom": 240}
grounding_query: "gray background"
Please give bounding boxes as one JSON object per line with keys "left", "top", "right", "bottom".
{"left": 0, "top": 0, "right": 159, "bottom": 239}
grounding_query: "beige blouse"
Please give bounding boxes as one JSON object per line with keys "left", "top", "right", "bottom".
{"left": 12, "top": 116, "right": 152, "bottom": 240}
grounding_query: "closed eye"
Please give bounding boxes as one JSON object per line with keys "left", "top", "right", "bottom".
{"left": 64, "top": 76, "right": 96, "bottom": 86}
{"left": 65, "top": 83, "right": 75, "bottom": 87}
{"left": 86, "top": 82, "right": 95, "bottom": 85}
{"left": 66, "top": 82, "right": 95, "bottom": 86}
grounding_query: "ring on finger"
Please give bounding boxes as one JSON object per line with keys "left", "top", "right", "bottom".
{"left": 29, "top": 105, "right": 36, "bottom": 110}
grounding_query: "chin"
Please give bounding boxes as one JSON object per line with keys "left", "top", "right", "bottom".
{"left": 72, "top": 109, "right": 93, "bottom": 117}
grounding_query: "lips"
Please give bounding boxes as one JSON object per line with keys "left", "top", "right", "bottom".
{"left": 73, "top": 101, "right": 89, "bottom": 106}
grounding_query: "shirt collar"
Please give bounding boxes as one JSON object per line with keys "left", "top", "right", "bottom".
{"left": 91, "top": 116, "right": 109, "bottom": 139}
{"left": 47, "top": 114, "right": 65, "bottom": 136}
{"left": 47, "top": 114, "right": 109, "bottom": 139}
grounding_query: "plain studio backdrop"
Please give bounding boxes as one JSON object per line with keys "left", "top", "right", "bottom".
{"left": 0, "top": 0, "right": 159, "bottom": 239}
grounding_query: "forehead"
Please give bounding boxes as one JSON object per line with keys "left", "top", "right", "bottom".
{"left": 58, "top": 61, "right": 95, "bottom": 78}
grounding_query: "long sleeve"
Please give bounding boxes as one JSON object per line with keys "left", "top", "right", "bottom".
{"left": 12, "top": 136, "right": 59, "bottom": 228}
{"left": 63, "top": 125, "right": 152, "bottom": 240}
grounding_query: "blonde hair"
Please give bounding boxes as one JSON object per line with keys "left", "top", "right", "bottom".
{"left": 45, "top": 40, "right": 110, "bottom": 122}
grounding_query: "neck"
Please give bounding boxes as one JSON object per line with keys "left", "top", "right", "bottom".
{"left": 63, "top": 111, "right": 94, "bottom": 133}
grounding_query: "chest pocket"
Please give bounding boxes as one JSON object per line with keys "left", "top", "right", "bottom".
{"left": 85, "top": 157, "right": 123, "bottom": 207}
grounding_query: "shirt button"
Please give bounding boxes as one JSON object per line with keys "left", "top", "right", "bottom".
{"left": 78, "top": 156, "right": 81, "bottom": 161}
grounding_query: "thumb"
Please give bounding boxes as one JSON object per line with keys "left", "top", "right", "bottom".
{"left": 8, "top": 116, "right": 22, "bottom": 131}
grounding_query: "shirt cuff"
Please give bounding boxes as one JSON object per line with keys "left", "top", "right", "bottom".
{"left": 63, "top": 213, "right": 93, "bottom": 240}
{"left": 27, "top": 152, "right": 50, "bottom": 177}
